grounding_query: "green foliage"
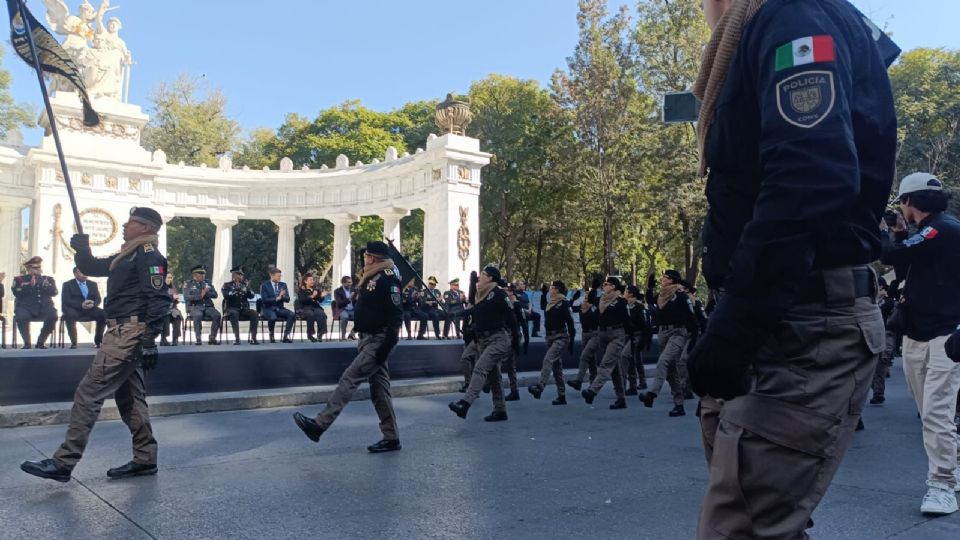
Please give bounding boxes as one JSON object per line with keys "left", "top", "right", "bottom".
{"left": 142, "top": 74, "right": 240, "bottom": 167}
{"left": 232, "top": 127, "right": 280, "bottom": 170}
{"left": 233, "top": 220, "right": 278, "bottom": 287}
{"left": 166, "top": 217, "right": 214, "bottom": 283}
{"left": 0, "top": 45, "right": 35, "bottom": 139}
{"left": 889, "top": 48, "right": 960, "bottom": 186}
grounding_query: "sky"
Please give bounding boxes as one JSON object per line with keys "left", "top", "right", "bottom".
{"left": 4, "top": 0, "right": 958, "bottom": 146}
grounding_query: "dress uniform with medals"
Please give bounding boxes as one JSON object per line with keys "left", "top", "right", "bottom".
{"left": 11, "top": 256, "right": 58, "bottom": 349}
{"left": 294, "top": 241, "right": 404, "bottom": 453}
{"left": 417, "top": 276, "right": 443, "bottom": 339}
{"left": 221, "top": 265, "right": 259, "bottom": 345}
{"left": 184, "top": 265, "right": 222, "bottom": 345}
{"left": 442, "top": 278, "right": 466, "bottom": 339}
{"left": 687, "top": 1, "right": 898, "bottom": 536}
{"left": 21, "top": 207, "right": 169, "bottom": 482}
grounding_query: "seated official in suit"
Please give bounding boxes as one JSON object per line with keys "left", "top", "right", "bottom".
{"left": 260, "top": 267, "right": 295, "bottom": 343}
{"left": 184, "top": 264, "right": 221, "bottom": 345}
{"left": 160, "top": 273, "right": 182, "bottom": 346}
{"left": 61, "top": 267, "right": 106, "bottom": 349}
{"left": 332, "top": 275, "right": 356, "bottom": 340}
{"left": 12, "top": 256, "right": 58, "bottom": 349}
{"left": 222, "top": 265, "right": 259, "bottom": 345}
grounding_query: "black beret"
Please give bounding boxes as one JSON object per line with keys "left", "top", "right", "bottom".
{"left": 129, "top": 206, "right": 163, "bottom": 228}
{"left": 482, "top": 265, "right": 502, "bottom": 282}
{"left": 365, "top": 241, "right": 390, "bottom": 258}
{"left": 552, "top": 280, "right": 567, "bottom": 294}
{"left": 664, "top": 269, "right": 683, "bottom": 283}
{"left": 605, "top": 276, "right": 621, "bottom": 289}
{"left": 626, "top": 285, "right": 641, "bottom": 298}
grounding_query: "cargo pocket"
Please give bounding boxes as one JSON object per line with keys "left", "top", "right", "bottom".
{"left": 848, "top": 316, "right": 885, "bottom": 415}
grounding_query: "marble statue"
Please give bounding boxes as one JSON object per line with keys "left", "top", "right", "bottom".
{"left": 42, "top": 0, "right": 131, "bottom": 101}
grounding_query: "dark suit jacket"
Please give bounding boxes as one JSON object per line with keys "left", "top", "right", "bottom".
{"left": 61, "top": 278, "right": 102, "bottom": 315}
{"left": 260, "top": 280, "right": 290, "bottom": 310}
{"left": 332, "top": 286, "right": 356, "bottom": 319}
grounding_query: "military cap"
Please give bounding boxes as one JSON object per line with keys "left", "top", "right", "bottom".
{"left": 190, "top": 264, "right": 207, "bottom": 274}
{"left": 427, "top": 275, "right": 438, "bottom": 285}
{"left": 365, "top": 241, "right": 390, "bottom": 258}
{"left": 230, "top": 265, "right": 244, "bottom": 275}
{"left": 482, "top": 265, "right": 501, "bottom": 282}
{"left": 449, "top": 278, "right": 460, "bottom": 285}
{"left": 24, "top": 256, "right": 42, "bottom": 268}
{"left": 664, "top": 269, "right": 683, "bottom": 283}
{"left": 129, "top": 206, "right": 163, "bottom": 228}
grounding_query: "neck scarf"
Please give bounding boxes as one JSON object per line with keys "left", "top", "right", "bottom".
{"left": 108, "top": 234, "right": 159, "bottom": 271}
{"left": 580, "top": 297, "right": 593, "bottom": 314}
{"left": 599, "top": 290, "right": 620, "bottom": 314}
{"left": 358, "top": 258, "right": 395, "bottom": 286}
{"left": 476, "top": 280, "right": 498, "bottom": 304}
{"left": 693, "top": 0, "right": 767, "bottom": 176}
{"left": 658, "top": 283, "right": 682, "bottom": 310}
{"left": 545, "top": 291, "right": 564, "bottom": 311}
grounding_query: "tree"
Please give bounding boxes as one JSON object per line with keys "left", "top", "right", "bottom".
{"left": 232, "top": 127, "right": 280, "bottom": 170}
{"left": 166, "top": 217, "right": 214, "bottom": 284}
{"left": 889, "top": 48, "right": 960, "bottom": 185}
{"left": 552, "top": 0, "right": 648, "bottom": 276}
{"left": 141, "top": 74, "right": 240, "bottom": 167}
{"left": 0, "top": 44, "right": 35, "bottom": 139}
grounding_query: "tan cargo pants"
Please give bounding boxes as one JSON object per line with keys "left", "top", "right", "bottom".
{"left": 649, "top": 327, "right": 690, "bottom": 407}
{"left": 461, "top": 340, "right": 479, "bottom": 386}
{"left": 698, "top": 286, "right": 882, "bottom": 539}
{"left": 54, "top": 319, "right": 157, "bottom": 470}
{"left": 902, "top": 334, "right": 960, "bottom": 489}
{"left": 574, "top": 330, "right": 600, "bottom": 384}
{"left": 537, "top": 332, "right": 569, "bottom": 394}
{"left": 587, "top": 328, "right": 627, "bottom": 399}
{"left": 463, "top": 330, "right": 511, "bottom": 413}
{"left": 314, "top": 332, "right": 399, "bottom": 441}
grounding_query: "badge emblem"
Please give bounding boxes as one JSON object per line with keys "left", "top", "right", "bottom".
{"left": 391, "top": 293, "right": 401, "bottom": 306}
{"left": 151, "top": 275, "right": 163, "bottom": 289}
{"left": 776, "top": 70, "right": 835, "bottom": 128}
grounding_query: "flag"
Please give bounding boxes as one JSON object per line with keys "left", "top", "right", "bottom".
{"left": 6, "top": 0, "right": 100, "bottom": 126}
{"left": 775, "top": 35, "right": 835, "bottom": 72}
{"left": 385, "top": 239, "right": 446, "bottom": 313}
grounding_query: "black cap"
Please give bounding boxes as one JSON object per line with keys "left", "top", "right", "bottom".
{"left": 365, "top": 241, "right": 390, "bottom": 258}
{"left": 191, "top": 264, "right": 206, "bottom": 274}
{"left": 129, "top": 207, "right": 163, "bottom": 228}
{"left": 664, "top": 270, "right": 682, "bottom": 284}
{"left": 482, "top": 265, "right": 501, "bottom": 282}
{"left": 230, "top": 265, "right": 244, "bottom": 275}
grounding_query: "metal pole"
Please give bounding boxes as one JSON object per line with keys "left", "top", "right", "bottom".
{"left": 16, "top": 0, "right": 84, "bottom": 234}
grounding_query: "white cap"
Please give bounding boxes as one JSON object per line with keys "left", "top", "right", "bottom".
{"left": 897, "top": 172, "right": 943, "bottom": 198}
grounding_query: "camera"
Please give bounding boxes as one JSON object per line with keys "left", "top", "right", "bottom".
{"left": 883, "top": 210, "right": 899, "bottom": 226}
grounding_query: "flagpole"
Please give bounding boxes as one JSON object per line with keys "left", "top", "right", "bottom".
{"left": 16, "top": 0, "right": 83, "bottom": 234}
{"left": 385, "top": 238, "right": 447, "bottom": 315}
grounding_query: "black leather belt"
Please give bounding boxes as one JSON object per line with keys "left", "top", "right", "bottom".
{"left": 794, "top": 268, "right": 875, "bottom": 305}
{"left": 107, "top": 315, "right": 140, "bottom": 326}
{"left": 476, "top": 328, "right": 507, "bottom": 339}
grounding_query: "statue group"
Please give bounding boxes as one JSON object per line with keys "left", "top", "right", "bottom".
{"left": 43, "top": 0, "right": 131, "bottom": 101}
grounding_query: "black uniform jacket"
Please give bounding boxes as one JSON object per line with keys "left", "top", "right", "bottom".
{"left": 353, "top": 269, "right": 403, "bottom": 333}
{"left": 222, "top": 281, "right": 255, "bottom": 310}
{"left": 598, "top": 297, "right": 631, "bottom": 333}
{"left": 74, "top": 241, "right": 169, "bottom": 337}
{"left": 881, "top": 212, "right": 960, "bottom": 341}
{"left": 12, "top": 275, "right": 57, "bottom": 316}
{"left": 700, "top": 0, "right": 897, "bottom": 348}
{"left": 544, "top": 299, "right": 576, "bottom": 336}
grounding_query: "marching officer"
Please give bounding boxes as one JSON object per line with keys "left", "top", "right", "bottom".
{"left": 568, "top": 280, "right": 602, "bottom": 391}
{"left": 222, "top": 265, "right": 259, "bottom": 345}
{"left": 21, "top": 207, "right": 168, "bottom": 482}
{"left": 442, "top": 278, "right": 466, "bottom": 339}
{"left": 528, "top": 280, "right": 575, "bottom": 405}
{"left": 12, "top": 256, "right": 58, "bottom": 349}
{"left": 688, "top": 1, "right": 899, "bottom": 536}
{"left": 184, "top": 265, "right": 221, "bottom": 345}
{"left": 581, "top": 276, "right": 631, "bottom": 410}
{"left": 293, "top": 241, "right": 404, "bottom": 453}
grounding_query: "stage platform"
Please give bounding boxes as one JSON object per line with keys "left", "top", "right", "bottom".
{"left": 0, "top": 337, "right": 662, "bottom": 406}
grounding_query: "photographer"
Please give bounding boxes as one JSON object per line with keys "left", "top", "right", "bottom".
{"left": 881, "top": 172, "right": 960, "bottom": 515}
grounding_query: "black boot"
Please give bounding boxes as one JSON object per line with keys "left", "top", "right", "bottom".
{"left": 448, "top": 400, "right": 470, "bottom": 419}
{"left": 504, "top": 390, "right": 520, "bottom": 402}
{"left": 527, "top": 384, "right": 543, "bottom": 399}
{"left": 581, "top": 389, "right": 596, "bottom": 405}
{"left": 484, "top": 411, "right": 508, "bottom": 422}
{"left": 625, "top": 385, "right": 638, "bottom": 397}
{"left": 856, "top": 418, "right": 865, "bottom": 431}
{"left": 293, "top": 412, "right": 325, "bottom": 442}
{"left": 668, "top": 405, "right": 686, "bottom": 417}
{"left": 610, "top": 398, "right": 627, "bottom": 410}
{"left": 639, "top": 392, "right": 656, "bottom": 408}
{"left": 107, "top": 461, "right": 158, "bottom": 479}
{"left": 869, "top": 394, "right": 885, "bottom": 405}
{"left": 20, "top": 459, "right": 71, "bottom": 482}
{"left": 367, "top": 439, "right": 401, "bottom": 453}
{"left": 567, "top": 379, "right": 582, "bottom": 392}
{"left": 552, "top": 395, "right": 567, "bottom": 406}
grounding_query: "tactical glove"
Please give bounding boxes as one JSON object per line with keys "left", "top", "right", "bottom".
{"left": 70, "top": 234, "right": 90, "bottom": 252}
{"left": 140, "top": 337, "right": 159, "bottom": 371}
{"left": 687, "top": 332, "right": 752, "bottom": 400}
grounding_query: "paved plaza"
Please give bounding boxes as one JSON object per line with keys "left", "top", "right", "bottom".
{"left": 1, "top": 362, "right": 959, "bottom": 539}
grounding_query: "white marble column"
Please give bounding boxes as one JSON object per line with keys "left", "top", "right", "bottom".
{"left": 156, "top": 209, "right": 176, "bottom": 257}
{"left": 211, "top": 217, "right": 238, "bottom": 286}
{"left": 272, "top": 216, "right": 302, "bottom": 282}
{"left": 330, "top": 217, "right": 355, "bottom": 284}
{"left": 422, "top": 183, "right": 480, "bottom": 288}
{"left": 0, "top": 204, "right": 25, "bottom": 318}
{"left": 382, "top": 210, "right": 408, "bottom": 247}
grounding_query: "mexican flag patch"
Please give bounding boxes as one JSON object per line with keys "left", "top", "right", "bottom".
{"left": 775, "top": 35, "right": 835, "bottom": 71}
{"left": 920, "top": 226, "right": 939, "bottom": 240}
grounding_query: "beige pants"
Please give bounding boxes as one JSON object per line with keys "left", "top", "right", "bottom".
{"left": 461, "top": 340, "right": 479, "bottom": 385}
{"left": 464, "top": 330, "right": 511, "bottom": 412}
{"left": 315, "top": 332, "right": 399, "bottom": 441}
{"left": 574, "top": 331, "right": 600, "bottom": 383}
{"left": 587, "top": 328, "right": 627, "bottom": 399}
{"left": 902, "top": 334, "right": 960, "bottom": 489}
{"left": 537, "top": 333, "right": 569, "bottom": 394}
{"left": 54, "top": 320, "right": 156, "bottom": 470}
{"left": 650, "top": 327, "right": 690, "bottom": 407}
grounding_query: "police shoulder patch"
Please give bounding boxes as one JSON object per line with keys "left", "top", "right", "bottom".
{"left": 383, "top": 268, "right": 394, "bottom": 276}
{"left": 391, "top": 293, "right": 401, "bottom": 306}
{"left": 150, "top": 274, "right": 163, "bottom": 289}
{"left": 776, "top": 70, "right": 835, "bottom": 128}
{"left": 142, "top": 243, "right": 155, "bottom": 253}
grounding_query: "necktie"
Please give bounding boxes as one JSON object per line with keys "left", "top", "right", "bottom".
{"left": 274, "top": 283, "right": 279, "bottom": 295}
